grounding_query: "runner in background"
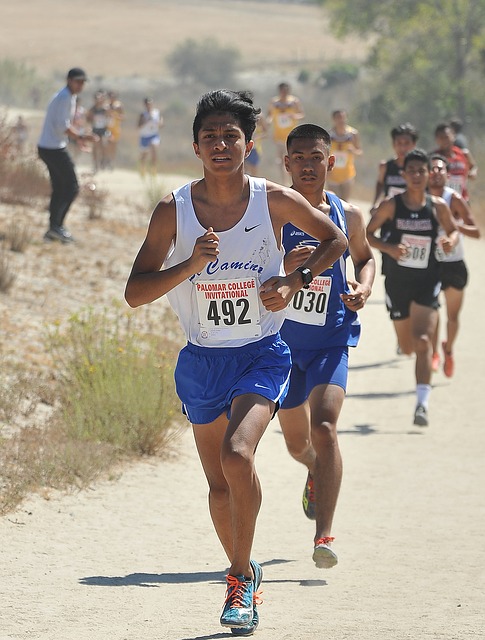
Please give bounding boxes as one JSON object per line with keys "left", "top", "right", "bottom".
{"left": 138, "top": 97, "right": 163, "bottom": 176}
{"left": 367, "top": 149, "right": 458, "bottom": 427}
{"left": 428, "top": 153, "right": 481, "bottom": 377}
{"left": 432, "top": 122, "right": 477, "bottom": 202}
{"left": 267, "top": 82, "right": 304, "bottom": 184}
{"left": 279, "top": 124, "right": 375, "bottom": 569}
{"left": 326, "top": 109, "right": 362, "bottom": 201}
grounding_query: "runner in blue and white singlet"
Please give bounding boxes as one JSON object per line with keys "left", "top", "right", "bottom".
{"left": 281, "top": 191, "right": 360, "bottom": 355}
{"left": 277, "top": 124, "right": 375, "bottom": 572}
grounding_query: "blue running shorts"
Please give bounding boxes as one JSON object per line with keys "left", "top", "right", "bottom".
{"left": 281, "top": 345, "right": 349, "bottom": 410}
{"left": 174, "top": 333, "right": 291, "bottom": 425}
{"left": 140, "top": 134, "right": 160, "bottom": 149}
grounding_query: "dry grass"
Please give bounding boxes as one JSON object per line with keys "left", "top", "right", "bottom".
{"left": 0, "top": 305, "right": 185, "bottom": 515}
{"left": 5, "top": 219, "right": 33, "bottom": 252}
{"left": 78, "top": 178, "right": 109, "bottom": 220}
{"left": 0, "top": 246, "right": 16, "bottom": 292}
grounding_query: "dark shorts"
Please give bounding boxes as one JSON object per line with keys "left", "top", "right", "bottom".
{"left": 439, "top": 260, "right": 468, "bottom": 291}
{"left": 385, "top": 274, "right": 441, "bottom": 321}
{"left": 93, "top": 127, "right": 109, "bottom": 138}
{"left": 174, "top": 333, "right": 291, "bottom": 424}
{"left": 281, "top": 346, "right": 349, "bottom": 409}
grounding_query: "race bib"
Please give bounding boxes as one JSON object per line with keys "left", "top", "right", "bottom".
{"left": 195, "top": 277, "right": 262, "bottom": 341}
{"left": 93, "top": 113, "right": 108, "bottom": 129}
{"left": 277, "top": 113, "right": 293, "bottom": 129}
{"left": 398, "top": 234, "right": 432, "bottom": 269}
{"left": 286, "top": 276, "right": 332, "bottom": 326}
{"left": 387, "top": 186, "right": 406, "bottom": 198}
{"left": 447, "top": 176, "right": 465, "bottom": 195}
{"left": 333, "top": 151, "right": 348, "bottom": 169}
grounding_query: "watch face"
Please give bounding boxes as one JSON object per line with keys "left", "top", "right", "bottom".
{"left": 297, "top": 267, "right": 313, "bottom": 285}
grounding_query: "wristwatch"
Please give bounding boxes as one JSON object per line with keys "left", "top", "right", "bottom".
{"left": 295, "top": 266, "right": 313, "bottom": 289}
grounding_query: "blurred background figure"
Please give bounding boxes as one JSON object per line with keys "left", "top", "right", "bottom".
{"left": 138, "top": 97, "right": 163, "bottom": 176}
{"left": 448, "top": 117, "right": 468, "bottom": 150}
{"left": 11, "top": 115, "right": 29, "bottom": 156}
{"left": 86, "top": 90, "right": 110, "bottom": 173}
{"left": 267, "top": 82, "right": 304, "bottom": 183}
{"left": 106, "top": 91, "right": 124, "bottom": 170}
{"left": 327, "top": 109, "right": 363, "bottom": 201}
{"left": 68, "top": 97, "right": 88, "bottom": 160}
{"left": 245, "top": 106, "right": 268, "bottom": 177}
{"left": 432, "top": 122, "right": 477, "bottom": 202}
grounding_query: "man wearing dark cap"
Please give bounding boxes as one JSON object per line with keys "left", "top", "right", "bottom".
{"left": 38, "top": 67, "right": 97, "bottom": 243}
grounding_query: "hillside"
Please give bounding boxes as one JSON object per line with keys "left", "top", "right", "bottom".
{"left": 1, "top": 0, "right": 367, "bottom": 79}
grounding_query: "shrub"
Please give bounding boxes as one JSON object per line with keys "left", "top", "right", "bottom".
{"left": 6, "top": 219, "right": 32, "bottom": 252}
{"left": 0, "top": 246, "right": 16, "bottom": 293}
{"left": 47, "top": 305, "right": 183, "bottom": 456}
{"left": 318, "top": 61, "right": 360, "bottom": 88}
{"left": 143, "top": 176, "right": 168, "bottom": 211}
{"left": 0, "top": 58, "right": 50, "bottom": 107}
{"left": 167, "top": 38, "right": 241, "bottom": 88}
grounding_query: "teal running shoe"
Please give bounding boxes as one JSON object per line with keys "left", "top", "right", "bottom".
{"left": 231, "top": 560, "right": 263, "bottom": 637}
{"left": 302, "top": 472, "right": 316, "bottom": 520}
{"left": 220, "top": 574, "right": 253, "bottom": 628}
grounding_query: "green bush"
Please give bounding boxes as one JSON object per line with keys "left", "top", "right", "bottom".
{"left": 48, "top": 305, "right": 184, "bottom": 456}
{"left": 0, "top": 58, "right": 49, "bottom": 107}
{"left": 167, "top": 38, "right": 241, "bottom": 88}
{"left": 318, "top": 61, "right": 360, "bottom": 88}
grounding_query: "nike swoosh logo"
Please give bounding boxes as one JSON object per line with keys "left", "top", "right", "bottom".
{"left": 245, "top": 224, "right": 261, "bottom": 232}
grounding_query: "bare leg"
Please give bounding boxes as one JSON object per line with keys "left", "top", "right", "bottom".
{"left": 278, "top": 402, "right": 315, "bottom": 471}
{"left": 279, "top": 385, "right": 344, "bottom": 541}
{"left": 308, "top": 384, "right": 344, "bottom": 540}
{"left": 221, "top": 394, "right": 273, "bottom": 578}
{"left": 149, "top": 145, "right": 158, "bottom": 175}
{"left": 139, "top": 150, "right": 148, "bottom": 177}
{"left": 393, "top": 317, "right": 414, "bottom": 355}
{"left": 192, "top": 394, "right": 273, "bottom": 579}
{"left": 410, "top": 302, "right": 438, "bottom": 385}
{"left": 443, "top": 286, "right": 464, "bottom": 353}
{"left": 192, "top": 413, "right": 233, "bottom": 562}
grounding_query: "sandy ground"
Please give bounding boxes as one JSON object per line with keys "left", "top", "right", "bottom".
{"left": 0, "top": 170, "right": 484, "bottom": 639}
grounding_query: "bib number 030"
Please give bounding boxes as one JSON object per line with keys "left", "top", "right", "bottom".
{"left": 285, "top": 276, "right": 332, "bottom": 326}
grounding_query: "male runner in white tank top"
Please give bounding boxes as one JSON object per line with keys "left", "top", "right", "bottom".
{"left": 125, "top": 90, "right": 347, "bottom": 635}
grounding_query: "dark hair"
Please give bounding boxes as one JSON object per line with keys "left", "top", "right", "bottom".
{"left": 332, "top": 109, "right": 346, "bottom": 118}
{"left": 192, "top": 90, "right": 261, "bottom": 143}
{"left": 429, "top": 153, "right": 450, "bottom": 171}
{"left": 449, "top": 117, "right": 463, "bottom": 133}
{"left": 403, "top": 148, "right": 430, "bottom": 170}
{"left": 390, "top": 122, "right": 419, "bottom": 142}
{"left": 434, "top": 122, "right": 451, "bottom": 136}
{"left": 278, "top": 82, "right": 290, "bottom": 91}
{"left": 286, "top": 123, "right": 331, "bottom": 152}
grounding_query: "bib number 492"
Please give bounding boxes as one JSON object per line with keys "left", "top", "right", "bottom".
{"left": 207, "top": 298, "right": 250, "bottom": 326}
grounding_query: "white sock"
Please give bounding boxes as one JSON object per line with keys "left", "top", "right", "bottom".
{"left": 416, "top": 384, "right": 431, "bottom": 409}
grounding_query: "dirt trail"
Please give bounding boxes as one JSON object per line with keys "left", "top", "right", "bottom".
{"left": 1, "top": 177, "right": 483, "bottom": 639}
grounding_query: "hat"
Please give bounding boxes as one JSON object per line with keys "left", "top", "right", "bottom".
{"left": 67, "top": 68, "right": 88, "bottom": 81}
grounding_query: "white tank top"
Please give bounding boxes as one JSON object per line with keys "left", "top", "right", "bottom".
{"left": 165, "top": 176, "right": 286, "bottom": 347}
{"left": 436, "top": 186, "right": 465, "bottom": 262}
